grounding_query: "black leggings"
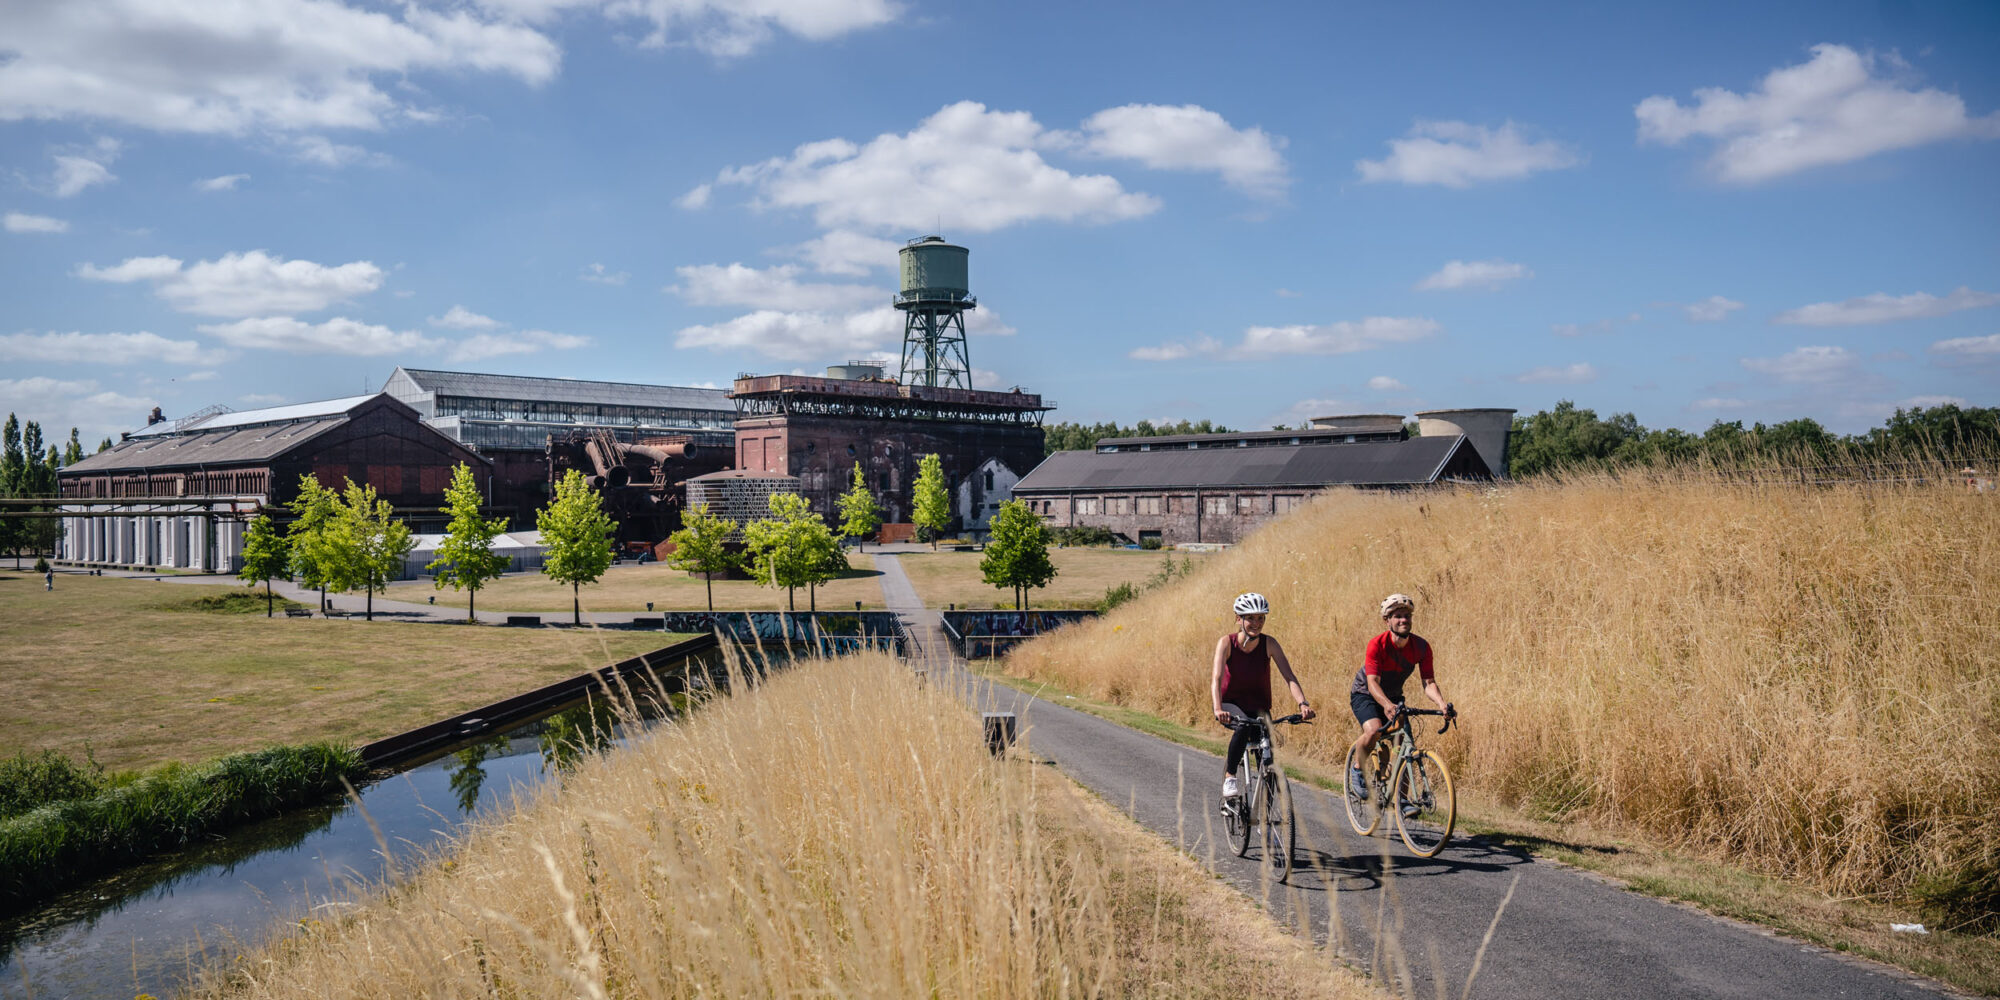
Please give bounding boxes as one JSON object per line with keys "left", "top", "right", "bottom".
{"left": 1225, "top": 721, "right": 1255, "bottom": 776}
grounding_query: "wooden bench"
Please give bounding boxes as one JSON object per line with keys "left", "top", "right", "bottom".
{"left": 284, "top": 608, "right": 314, "bottom": 618}
{"left": 505, "top": 615, "right": 541, "bottom": 627}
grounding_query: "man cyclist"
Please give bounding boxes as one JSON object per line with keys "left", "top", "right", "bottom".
{"left": 1212, "top": 592, "right": 1315, "bottom": 801}
{"left": 1349, "top": 593, "right": 1454, "bottom": 799}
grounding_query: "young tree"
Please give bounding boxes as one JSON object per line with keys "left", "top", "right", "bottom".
{"left": 428, "top": 463, "right": 511, "bottom": 623}
{"left": 335, "top": 478, "right": 414, "bottom": 622}
{"left": 912, "top": 452, "right": 950, "bottom": 550}
{"left": 0, "top": 417, "right": 20, "bottom": 568}
{"left": 237, "top": 514, "right": 290, "bottom": 617}
{"left": 95, "top": 437, "right": 112, "bottom": 455}
{"left": 61, "top": 429, "right": 83, "bottom": 467}
{"left": 665, "top": 503, "right": 735, "bottom": 611}
{"left": 539, "top": 468, "right": 614, "bottom": 625}
{"left": 742, "top": 492, "right": 843, "bottom": 611}
{"left": 981, "top": 499, "right": 1058, "bottom": 610}
{"left": 286, "top": 474, "right": 340, "bottom": 611}
{"left": 835, "top": 461, "right": 881, "bottom": 551}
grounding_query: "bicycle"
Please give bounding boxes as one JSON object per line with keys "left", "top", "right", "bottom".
{"left": 1344, "top": 705, "right": 1457, "bottom": 857}
{"left": 1220, "top": 713, "right": 1309, "bottom": 882}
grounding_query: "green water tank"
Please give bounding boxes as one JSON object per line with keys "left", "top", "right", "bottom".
{"left": 898, "top": 236, "right": 969, "bottom": 300}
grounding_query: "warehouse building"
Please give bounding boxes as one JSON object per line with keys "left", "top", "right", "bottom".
{"left": 55, "top": 393, "right": 487, "bottom": 572}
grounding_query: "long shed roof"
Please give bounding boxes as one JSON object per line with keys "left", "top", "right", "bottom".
{"left": 391, "top": 367, "right": 732, "bottom": 411}
{"left": 1013, "top": 435, "right": 1487, "bottom": 492}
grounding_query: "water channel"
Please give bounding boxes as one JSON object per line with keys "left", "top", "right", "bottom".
{"left": 0, "top": 702, "right": 634, "bottom": 1000}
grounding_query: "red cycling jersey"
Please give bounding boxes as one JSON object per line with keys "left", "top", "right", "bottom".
{"left": 1350, "top": 632, "right": 1432, "bottom": 702}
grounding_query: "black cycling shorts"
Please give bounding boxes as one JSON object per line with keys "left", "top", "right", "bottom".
{"left": 1351, "top": 690, "right": 1392, "bottom": 727}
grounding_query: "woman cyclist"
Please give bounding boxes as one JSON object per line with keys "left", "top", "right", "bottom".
{"left": 1212, "top": 592, "right": 1315, "bottom": 800}
{"left": 1349, "top": 593, "right": 1454, "bottom": 799}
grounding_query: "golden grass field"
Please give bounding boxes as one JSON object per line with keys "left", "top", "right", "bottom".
{"left": 190, "top": 655, "right": 1381, "bottom": 1000}
{"left": 894, "top": 546, "right": 1211, "bottom": 609}
{"left": 0, "top": 572, "right": 684, "bottom": 771}
{"left": 1006, "top": 469, "right": 2000, "bottom": 930}
{"left": 387, "top": 554, "right": 886, "bottom": 612}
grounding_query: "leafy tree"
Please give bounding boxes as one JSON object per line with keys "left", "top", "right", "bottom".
{"left": 333, "top": 478, "right": 414, "bottom": 622}
{"left": 95, "top": 437, "right": 112, "bottom": 454}
{"left": 981, "top": 499, "right": 1057, "bottom": 610}
{"left": 539, "top": 468, "right": 615, "bottom": 625}
{"left": 912, "top": 452, "right": 950, "bottom": 550}
{"left": 286, "top": 474, "right": 340, "bottom": 611}
{"left": 1, "top": 415, "right": 21, "bottom": 497}
{"left": 835, "top": 461, "right": 882, "bottom": 551}
{"left": 665, "top": 503, "right": 735, "bottom": 611}
{"left": 1041, "top": 418, "right": 1237, "bottom": 456}
{"left": 742, "top": 491, "right": 844, "bottom": 611}
{"left": 237, "top": 514, "right": 290, "bottom": 617}
{"left": 61, "top": 429, "right": 82, "bottom": 467}
{"left": 428, "top": 463, "right": 511, "bottom": 623}
{"left": 1508, "top": 401, "right": 1641, "bottom": 477}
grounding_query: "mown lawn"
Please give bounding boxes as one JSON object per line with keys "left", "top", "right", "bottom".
{"left": 0, "top": 571, "right": 689, "bottom": 772}
{"left": 386, "top": 554, "right": 886, "bottom": 612}
{"left": 894, "top": 546, "right": 1210, "bottom": 609}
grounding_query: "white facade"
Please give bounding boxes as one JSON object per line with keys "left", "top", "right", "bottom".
{"left": 57, "top": 507, "right": 250, "bottom": 573}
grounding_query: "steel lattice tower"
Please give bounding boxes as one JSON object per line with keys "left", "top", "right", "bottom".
{"left": 894, "top": 236, "right": 975, "bottom": 389}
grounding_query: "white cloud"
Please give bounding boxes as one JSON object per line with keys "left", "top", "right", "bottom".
{"left": 182, "top": 370, "right": 219, "bottom": 381}
{"left": 1127, "top": 335, "right": 1222, "bottom": 362}
{"left": 1074, "top": 103, "right": 1288, "bottom": 197}
{"left": 1514, "top": 362, "right": 1599, "bottom": 384}
{"left": 1272, "top": 398, "right": 1351, "bottom": 428}
{"left": 1414, "top": 259, "right": 1531, "bottom": 291}
{"left": 1357, "top": 120, "right": 1581, "bottom": 188}
{"left": 1367, "top": 376, "right": 1407, "bottom": 391}
{"left": 196, "top": 173, "right": 249, "bottom": 192}
{"left": 76, "top": 250, "right": 384, "bottom": 317}
{"left": 4, "top": 212, "right": 68, "bottom": 233}
{"left": 1684, "top": 295, "right": 1744, "bottom": 322}
{"left": 581, "top": 262, "right": 629, "bottom": 285}
{"left": 1275, "top": 288, "right": 1300, "bottom": 298}
{"left": 429, "top": 305, "right": 501, "bottom": 330}
{"left": 448, "top": 329, "right": 590, "bottom": 361}
{"left": 52, "top": 154, "right": 115, "bottom": 197}
{"left": 239, "top": 393, "right": 288, "bottom": 406}
{"left": 783, "top": 230, "right": 900, "bottom": 276}
{"left": 199, "top": 316, "right": 433, "bottom": 356}
{"left": 287, "top": 135, "right": 389, "bottom": 168}
{"left": 589, "top": 0, "right": 898, "bottom": 57}
{"left": 1552, "top": 313, "right": 1641, "bottom": 337}
{"left": 675, "top": 183, "right": 712, "bottom": 210}
{"left": 0, "top": 330, "right": 227, "bottom": 366}
{"left": 0, "top": 1, "right": 561, "bottom": 135}
{"left": 713, "top": 101, "right": 1160, "bottom": 233}
{"left": 1635, "top": 44, "right": 2000, "bottom": 183}
{"left": 1837, "top": 394, "right": 1968, "bottom": 423}
{"left": 0, "top": 376, "right": 156, "bottom": 441}
{"left": 1774, "top": 286, "right": 2000, "bottom": 326}
{"left": 674, "top": 307, "right": 902, "bottom": 361}
{"left": 1930, "top": 333, "right": 2000, "bottom": 357}
{"left": 1739, "top": 345, "right": 1859, "bottom": 384}
{"left": 1238, "top": 317, "right": 1441, "bottom": 358}
{"left": 672, "top": 263, "right": 883, "bottom": 312}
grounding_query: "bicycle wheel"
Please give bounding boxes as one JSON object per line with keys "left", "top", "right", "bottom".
{"left": 1262, "top": 767, "right": 1295, "bottom": 883}
{"left": 1231, "top": 778, "right": 1254, "bottom": 858}
{"left": 1343, "top": 744, "right": 1384, "bottom": 836}
{"left": 1393, "top": 749, "right": 1457, "bottom": 858}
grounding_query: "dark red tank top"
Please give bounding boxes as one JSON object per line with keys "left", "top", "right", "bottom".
{"left": 1220, "top": 632, "right": 1273, "bottom": 714}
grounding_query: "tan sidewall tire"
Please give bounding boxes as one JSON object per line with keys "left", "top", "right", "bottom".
{"left": 1394, "top": 749, "right": 1456, "bottom": 858}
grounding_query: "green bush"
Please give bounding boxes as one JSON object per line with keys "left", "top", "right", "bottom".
{"left": 0, "top": 742, "right": 365, "bottom": 907}
{"left": 166, "top": 588, "right": 307, "bottom": 614}
{"left": 1137, "top": 536, "right": 1163, "bottom": 550}
{"left": 0, "top": 749, "right": 107, "bottom": 820}
{"left": 1097, "top": 581, "right": 1140, "bottom": 612}
{"left": 1054, "top": 526, "right": 1115, "bottom": 547}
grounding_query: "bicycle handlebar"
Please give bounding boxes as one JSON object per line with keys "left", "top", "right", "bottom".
{"left": 1221, "top": 714, "right": 1311, "bottom": 730}
{"left": 1393, "top": 704, "right": 1457, "bottom": 734}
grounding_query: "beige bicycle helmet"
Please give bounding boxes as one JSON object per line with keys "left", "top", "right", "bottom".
{"left": 1380, "top": 593, "right": 1415, "bottom": 617}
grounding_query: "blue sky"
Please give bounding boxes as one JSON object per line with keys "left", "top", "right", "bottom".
{"left": 3, "top": 0, "right": 1996, "bottom": 445}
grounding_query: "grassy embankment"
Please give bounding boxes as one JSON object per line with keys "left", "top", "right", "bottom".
{"left": 895, "top": 546, "right": 1211, "bottom": 609}
{"left": 190, "top": 655, "right": 1383, "bottom": 1000}
{"left": 0, "top": 573, "right": 686, "bottom": 772}
{"left": 1004, "top": 469, "right": 1999, "bottom": 983}
{"left": 387, "top": 553, "right": 886, "bottom": 612}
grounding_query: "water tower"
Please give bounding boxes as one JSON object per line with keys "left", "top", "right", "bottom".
{"left": 894, "top": 236, "right": 975, "bottom": 389}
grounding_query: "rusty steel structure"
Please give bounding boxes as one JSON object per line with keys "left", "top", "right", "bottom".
{"left": 546, "top": 429, "right": 731, "bottom": 547}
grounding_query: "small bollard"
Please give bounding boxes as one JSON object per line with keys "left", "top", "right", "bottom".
{"left": 982, "top": 712, "right": 1017, "bottom": 756}
{"left": 428, "top": 595, "right": 435, "bottom": 605}
{"left": 647, "top": 601, "right": 654, "bottom": 611}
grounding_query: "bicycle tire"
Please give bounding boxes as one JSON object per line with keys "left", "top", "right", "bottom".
{"left": 1343, "top": 744, "right": 1385, "bottom": 836}
{"left": 1232, "top": 776, "right": 1254, "bottom": 858}
{"left": 1263, "top": 767, "right": 1295, "bottom": 883}
{"left": 1393, "top": 749, "right": 1456, "bottom": 858}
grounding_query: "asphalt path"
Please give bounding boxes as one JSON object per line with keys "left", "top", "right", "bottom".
{"left": 866, "top": 553, "right": 1956, "bottom": 1000}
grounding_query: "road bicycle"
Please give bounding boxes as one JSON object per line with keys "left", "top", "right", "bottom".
{"left": 1220, "top": 713, "right": 1309, "bottom": 883}
{"left": 1344, "top": 705, "right": 1457, "bottom": 857}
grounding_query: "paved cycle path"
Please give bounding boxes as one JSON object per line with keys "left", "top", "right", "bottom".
{"left": 868, "top": 555, "right": 1954, "bottom": 999}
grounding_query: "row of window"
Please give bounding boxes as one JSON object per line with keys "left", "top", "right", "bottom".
{"left": 1031, "top": 493, "right": 1307, "bottom": 517}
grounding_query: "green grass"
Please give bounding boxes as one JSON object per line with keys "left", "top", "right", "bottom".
{"left": 896, "top": 547, "right": 1211, "bottom": 609}
{"left": 386, "top": 555, "right": 887, "bottom": 612}
{"left": 165, "top": 587, "right": 308, "bottom": 615}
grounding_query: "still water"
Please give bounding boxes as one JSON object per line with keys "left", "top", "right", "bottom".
{"left": 0, "top": 707, "right": 619, "bottom": 1000}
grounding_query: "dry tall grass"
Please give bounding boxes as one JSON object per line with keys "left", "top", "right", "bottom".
{"left": 1007, "top": 468, "right": 2000, "bottom": 925}
{"left": 190, "top": 653, "right": 1379, "bottom": 999}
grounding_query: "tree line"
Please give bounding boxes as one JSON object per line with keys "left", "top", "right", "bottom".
{"left": 0, "top": 415, "right": 108, "bottom": 568}
{"left": 1507, "top": 401, "right": 2000, "bottom": 478}
{"left": 1042, "top": 419, "right": 1236, "bottom": 456}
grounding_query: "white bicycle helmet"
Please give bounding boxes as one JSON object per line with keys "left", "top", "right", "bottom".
{"left": 1380, "top": 593, "right": 1415, "bottom": 617}
{"left": 1233, "top": 592, "right": 1270, "bottom": 616}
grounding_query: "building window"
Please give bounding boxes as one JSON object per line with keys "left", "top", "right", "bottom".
{"left": 1204, "top": 496, "right": 1229, "bottom": 515}
{"left": 1274, "top": 495, "right": 1304, "bottom": 513}
{"left": 879, "top": 472, "right": 891, "bottom": 491}
{"left": 1138, "top": 496, "right": 1161, "bottom": 515}
{"left": 1237, "top": 495, "right": 1262, "bottom": 515}
{"left": 984, "top": 469, "right": 994, "bottom": 490}
{"left": 1076, "top": 497, "right": 1100, "bottom": 515}
{"left": 1108, "top": 497, "right": 1129, "bottom": 516}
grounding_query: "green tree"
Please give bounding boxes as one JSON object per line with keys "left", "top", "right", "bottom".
{"left": 1508, "top": 401, "right": 1641, "bottom": 477}
{"left": 95, "top": 437, "right": 112, "bottom": 455}
{"left": 428, "top": 463, "right": 511, "bottom": 623}
{"left": 912, "top": 452, "right": 950, "bottom": 550}
{"left": 286, "top": 475, "right": 340, "bottom": 612}
{"left": 980, "top": 499, "right": 1057, "bottom": 610}
{"left": 61, "top": 429, "right": 83, "bottom": 467}
{"left": 0, "top": 415, "right": 21, "bottom": 567}
{"left": 334, "top": 478, "right": 414, "bottom": 622}
{"left": 665, "top": 503, "right": 735, "bottom": 611}
{"left": 236, "top": 514, "right": 291, "bottom": 617}
{"left": 742, "top": 492, "right": 844, "bottom": 611}
{"left": 538, "top": 468, "right": 615, "bottom": 625}
{"left": 835, "top": 461, "right": 881, "bottom": 551}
